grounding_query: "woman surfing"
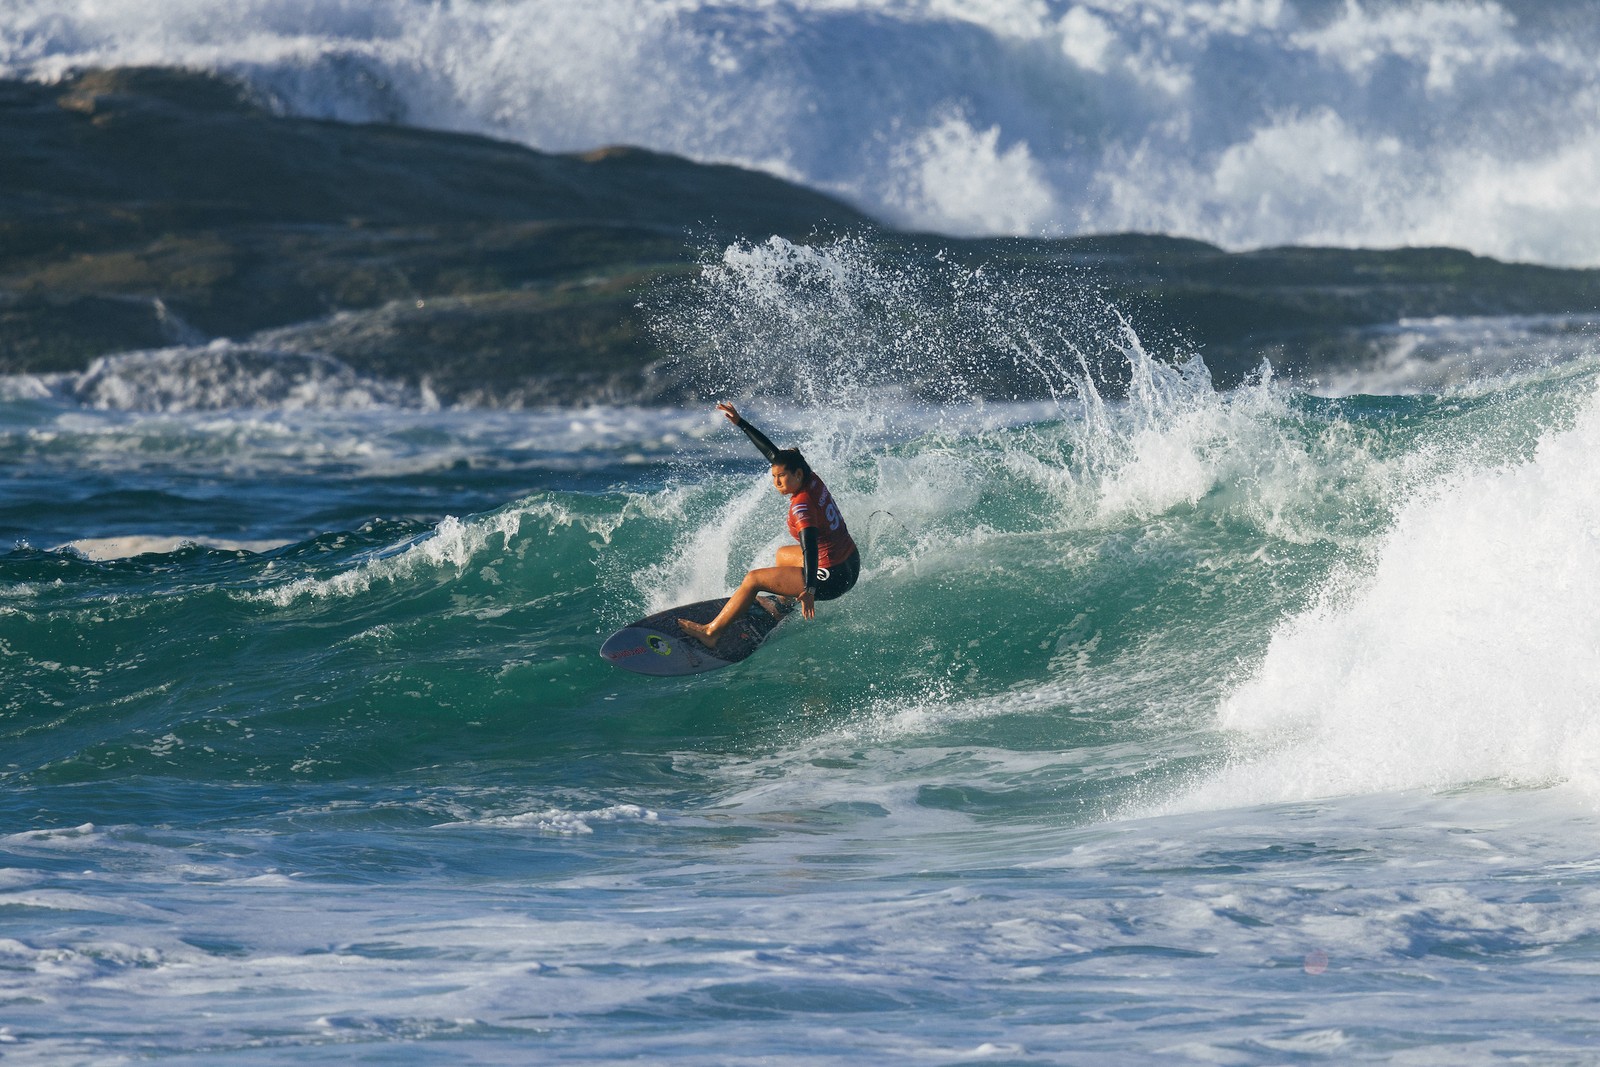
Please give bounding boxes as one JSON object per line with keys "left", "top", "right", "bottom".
{"left": 679, "top": 402, "right": 860, "bottom": 648}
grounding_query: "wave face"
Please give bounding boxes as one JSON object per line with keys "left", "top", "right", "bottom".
{"left": 8, "top": 237, "right": 1600, "bottom": 1060}
{"left": 6, "top": 0, "right": 1600, "bottom": 264}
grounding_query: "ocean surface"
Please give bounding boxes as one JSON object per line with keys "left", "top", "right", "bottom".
{"left": 6, "top": 0, "right": 1600, "bottom": 265}
{"left": 6, "top": 230, "right": 1600, "bottom": 1063}
{"left": 8, "top": 0, "right": 1600, "bottom": 1062}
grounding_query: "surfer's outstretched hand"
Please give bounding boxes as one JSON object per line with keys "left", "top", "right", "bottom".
{"left": 800, "top": 590, "right": 815, "bottom": 620}
{"left": 716, "top": 401, "right": 740, "bottom": 425}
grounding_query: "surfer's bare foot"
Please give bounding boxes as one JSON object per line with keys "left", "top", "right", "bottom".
{"left": 678, "top": 618, "right": 719, "bottom": 649}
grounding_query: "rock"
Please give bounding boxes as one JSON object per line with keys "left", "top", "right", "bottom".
{"left": 3, "top": 67, "right": 1598, "bottom": 402}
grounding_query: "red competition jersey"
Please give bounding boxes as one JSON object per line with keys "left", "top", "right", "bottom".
{"left": 786, "top": 473, "right": 856, "bottom": 568}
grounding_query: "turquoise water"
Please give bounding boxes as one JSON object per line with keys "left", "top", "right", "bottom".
{"left": 7, "top": 276, "right": 1600, "bottom": 1061}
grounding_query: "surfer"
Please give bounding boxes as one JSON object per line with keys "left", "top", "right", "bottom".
{"left": 679, "top": 402, "right": 860, "bottom": 648}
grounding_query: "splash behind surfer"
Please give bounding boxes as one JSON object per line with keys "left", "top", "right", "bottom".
{"left": 679, "top": 402, "right": 860, "bottom": 648}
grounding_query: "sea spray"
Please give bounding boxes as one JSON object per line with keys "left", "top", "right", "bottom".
{"left": 640, "top": 234, "right": 1234, "bottom": 607}
{"left": 652, "top": 233, "right": 1171, "bottom": 413}
{"left": 652, "top": 234, "right": 1355, "bottom": 544}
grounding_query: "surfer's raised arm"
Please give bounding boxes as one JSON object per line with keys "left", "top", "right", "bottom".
{"left": 716, "top": 401, "right": 780, "bottom": 463}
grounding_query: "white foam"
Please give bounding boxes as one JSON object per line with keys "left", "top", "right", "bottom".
{"left": 459, "top": 803, "right": 660, "bottom": 835}
{"left": 5, "top": 823, "right": 99, "bottom": 845}
{"left": 71, "top": 342, "right": 429, "bottom": 413}
{"left": 61, "top": 535, "right": 291, "bottom": 560}
{"left": 884, "top": 108, "right": 1059, "bottom": 236}
{"left": 1309, "top": 315, "right": 1600, "bottom": 398}
{"left": 1183, "top": 383, "right": 1600, "bottom": 808}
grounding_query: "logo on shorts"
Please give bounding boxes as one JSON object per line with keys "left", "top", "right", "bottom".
{"left": 647, "top": 635, "right": 672, "bottom": 655}
{"left": 815, "top": 566, "right": 831, "bottom": 582}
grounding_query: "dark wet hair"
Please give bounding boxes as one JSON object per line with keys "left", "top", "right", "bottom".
{"left": 773, "top": 447, "right": 811, "bottom": 479}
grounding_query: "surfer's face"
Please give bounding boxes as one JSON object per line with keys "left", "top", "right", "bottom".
{"left": 771, "top": 464, "right": 805, "bottom": 496}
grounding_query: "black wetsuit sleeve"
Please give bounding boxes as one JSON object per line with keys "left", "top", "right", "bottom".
{"left": 799, "top": 526, "right": 819, "bottom": 595}
{"left": 735, "top": 416, "right": 781, "bottom": 464}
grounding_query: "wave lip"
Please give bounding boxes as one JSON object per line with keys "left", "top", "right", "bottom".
{"left": 60, "top": 535, "right": 291, "bottom": 560}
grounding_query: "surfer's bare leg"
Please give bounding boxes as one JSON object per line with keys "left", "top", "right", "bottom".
{"left": 680, "top": 562, "right": 808, "bottom": 648}
{"left": 766, "top": 545, "right": 803, "bottom": 608}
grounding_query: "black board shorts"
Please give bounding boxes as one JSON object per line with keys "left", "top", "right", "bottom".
{"left": 812, "top": 549, "right": 860, "bottom": 602}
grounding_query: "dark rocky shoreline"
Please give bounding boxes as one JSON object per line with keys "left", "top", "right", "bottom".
{"left": 4, "top": 67, "right": 1597, "bottom": 404}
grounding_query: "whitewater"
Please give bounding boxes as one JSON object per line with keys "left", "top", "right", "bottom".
{"left": 5, "top": 231, "right": 1600, "bottom": 1061}
{"left": 5, "top": 0, "right": 1600, "bottom": 265}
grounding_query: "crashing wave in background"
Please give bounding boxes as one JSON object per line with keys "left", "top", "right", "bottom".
{"left": 5, "top": 0, "right": 1599, "bottom": 264}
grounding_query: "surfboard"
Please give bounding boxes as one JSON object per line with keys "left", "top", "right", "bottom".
{"left": 599, "top": 596, "right": 795, "bottom": 676}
